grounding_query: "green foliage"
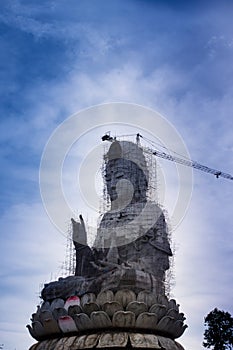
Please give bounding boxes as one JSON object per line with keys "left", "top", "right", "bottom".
{"left": 203, "top": 308, "right": 233, "bottom": 349}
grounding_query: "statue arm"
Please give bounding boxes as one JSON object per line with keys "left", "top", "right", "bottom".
{"left": 72, "top": 216, "right": 98, "bottom": 277}
{"left": 71, "top": 215, "right": 87, "bottom": 246}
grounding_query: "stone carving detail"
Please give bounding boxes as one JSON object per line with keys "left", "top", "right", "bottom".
{"left": 74, "top": 313, "right": 93, "bottom": 331}
{"left": 126, "top": 301, "right": 147, "bottom": 316}
{"left": 115, "top": 289, "right": 136, "bottom": 307}
{"left": 97, "top": 332, "right": 128, "bottom": 348}
{"left": 129, "top": 333, "right": 161, "bottom": 349}
{"left": 29, "top": 332, "right": 185, "bottom": 350}
{"left": 82, "top": 302, "right": 100, "bottom": 316}
{"left": 91, "top": 311, "right": 112, "bottom": 328}
{"left": 27, "top": 289, "right": 187, "bottom": 341}
{"left": 58, "top": 315, "right": 78, "bottom": 333}
{"left": 102, "top": 301, "right": 123, "bottom": 316}
{"left": 112, "top": 311, "right": 135, "bottom": 328}
{"left": 135, "top": 312, "right": 158, "bottom": 329}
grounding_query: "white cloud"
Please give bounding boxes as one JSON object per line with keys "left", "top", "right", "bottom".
{"left": 0, "top": 202, "right": 67, "bottom": 349}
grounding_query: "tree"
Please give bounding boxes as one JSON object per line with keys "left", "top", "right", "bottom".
{"left": 203, "top": 308, "right": 233, "bottom": 349}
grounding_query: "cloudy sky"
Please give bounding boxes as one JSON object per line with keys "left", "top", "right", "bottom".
{"left": 1, "top": 0, "right": 233, "bottom": 349}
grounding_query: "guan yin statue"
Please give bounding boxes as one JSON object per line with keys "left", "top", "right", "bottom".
{"left": 27, "top": 137, "right": 187, "bottom": 350}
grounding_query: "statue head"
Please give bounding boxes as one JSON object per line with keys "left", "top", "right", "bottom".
{"left": 104, "top": 141, "right": 149, "bottom": 206}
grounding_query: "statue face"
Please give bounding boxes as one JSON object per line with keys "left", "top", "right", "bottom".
{"left": 105, "top": 158, "right": 148, "bottom": 203}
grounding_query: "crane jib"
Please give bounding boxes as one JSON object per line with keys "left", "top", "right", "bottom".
{"left": 152, "top": 150, "right": 233, "bottom": 181}
{"left": 101, "top": 133, "right": 233, "bottom": 181}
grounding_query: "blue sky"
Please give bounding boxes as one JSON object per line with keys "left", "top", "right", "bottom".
{"left": 1, "top": 0, "right": 233, "bottom": 349}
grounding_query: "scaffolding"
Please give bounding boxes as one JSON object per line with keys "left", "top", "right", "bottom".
{"left": 61, "top": 221, "right": 76, "bottom": 277}
{"left": 99, "top": 134, "right": 174, "bottom": 297}
{"left": 60, "top": 134, "right": 174, "bottom": 297}
{"left": 100, "top": 135, "right": 158, "bottom": 209}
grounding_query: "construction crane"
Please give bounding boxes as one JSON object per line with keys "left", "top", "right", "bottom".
{"left": 101, "top": 132, "right": 233, "bottom": 181}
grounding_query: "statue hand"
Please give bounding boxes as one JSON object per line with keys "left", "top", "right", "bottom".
{"left": 71, "top": 215, "right": 87, "bottom": 245}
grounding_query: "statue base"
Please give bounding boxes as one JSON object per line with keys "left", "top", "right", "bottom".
{"left": 29, "top": 331, "right": 185, "bottom": 350}
{"left": 27, "top": 289, "right": 187, "bottom": 347}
